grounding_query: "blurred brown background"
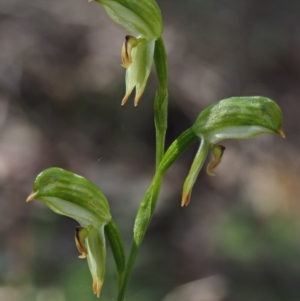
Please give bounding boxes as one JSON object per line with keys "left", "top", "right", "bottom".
{"left": 1, "top": 0, "right": 300, "bottom": 300}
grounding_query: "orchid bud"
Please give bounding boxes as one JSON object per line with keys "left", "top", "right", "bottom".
{"left": 91, "top": 0, "right": 163, "bottom": 106}
{"left": 182, "top": 96, "right": 285, "bottom": 206}
{"left": 26, "top": 167, "right": 111, "bottom": 297}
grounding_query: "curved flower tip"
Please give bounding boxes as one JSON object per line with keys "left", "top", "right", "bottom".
{"left": 75, "top": 226, "right": 89, "bottom": 258}
{"left": 26, "top": 192, "right": 36, "bottom": 202}
{"left": 206, "top": 145, "right": 225, "bottom": 176}
{"left": 121, "top": 35, "right": 138, "bottom": 68}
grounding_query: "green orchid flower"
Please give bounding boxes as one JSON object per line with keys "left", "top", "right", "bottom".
{"left": 182, "top": 96, "right": 285, "bottom": 206}
{"left": 90, "top": 0, "right": 163, "bottom": 106}
{"left": 26, "top": 168, "right": 112, "bottom": 297}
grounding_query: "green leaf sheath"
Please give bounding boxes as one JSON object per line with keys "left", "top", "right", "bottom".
{"left": 154, "top": 37, "right": 168, "bottom": 168}
{"left": 117, "top": 128, "right": 197, "bottom": 301}
{"left": 105, "top": 220, "right": 126, "bottom": 291}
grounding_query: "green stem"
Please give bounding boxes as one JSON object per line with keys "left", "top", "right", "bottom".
{"left": 154, "top": 37, "right": 168, "bottom": 169}
{"left": 117, "top": 128, "right": 197, "bottom": 301}
{"left": 104, "top": 220, "right": 126, "bottom": 292}
{"left": 117, "top": 172, "right": 163, "bottom": 301}
{"left": 117, "top": 242, "right": 139, "bottom": 301}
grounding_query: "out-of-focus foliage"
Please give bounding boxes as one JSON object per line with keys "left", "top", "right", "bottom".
{"left": 1, "top": 0, "right": 300, "bottom": 300}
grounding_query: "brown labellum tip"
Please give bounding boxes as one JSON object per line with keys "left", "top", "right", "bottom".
{"left": 206, "top": 144, "right": 225, "bottom": 176}
{"left": 75, "top": 226, "right": 88, "bottom": 259}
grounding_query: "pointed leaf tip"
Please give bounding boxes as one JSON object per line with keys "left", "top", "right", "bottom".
{"left": 278, "top": 129, "right": 286, "bottom": 138}
{"left": 26, "top": 192, "right": 36, "bottom": 202}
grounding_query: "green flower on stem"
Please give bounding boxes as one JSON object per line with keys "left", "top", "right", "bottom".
{"left": 121, "top": 35, "right": 156, "bottom": 106}
{"left": 182, "top": 96, "right": 285, "bottom": 206}
{"left": 90, "top": 0, "right": 163, "bottom": 106}
{"left": 26, "top": 168, "right": 112, "bottom": 297}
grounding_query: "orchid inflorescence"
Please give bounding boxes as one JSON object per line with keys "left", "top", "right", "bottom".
{"left": 26, "top": 0, "right": 285, "bottom": 300}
